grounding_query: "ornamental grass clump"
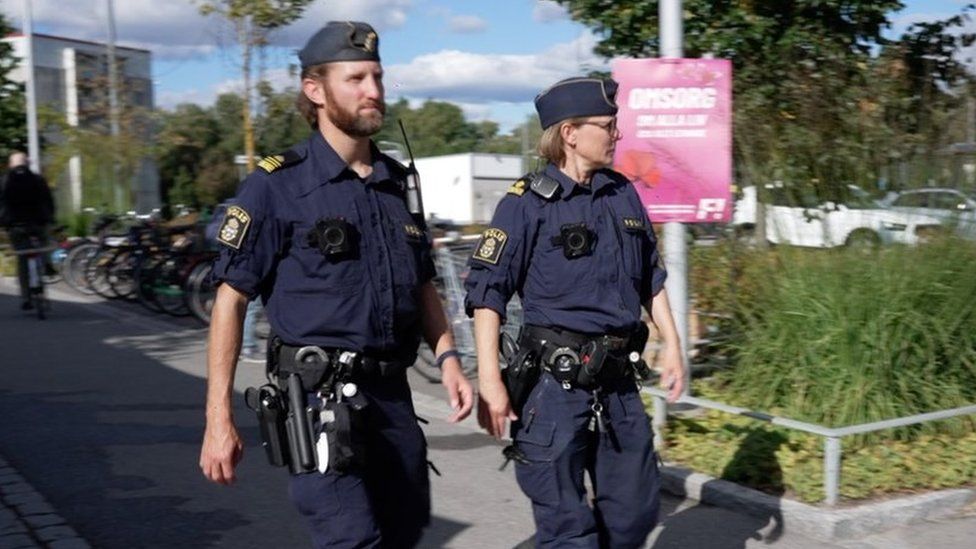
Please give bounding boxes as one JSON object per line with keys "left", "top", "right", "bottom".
{"left": 716, "top": 238, "right": 976, "bottom": 444}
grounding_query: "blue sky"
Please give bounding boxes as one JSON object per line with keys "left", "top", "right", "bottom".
{"left": 1, "top": 0, "right": 973, "bottom": 132}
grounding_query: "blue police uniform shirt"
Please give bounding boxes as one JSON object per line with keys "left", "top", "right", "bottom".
{"left": 464, "top": 162, "right": 667, "bottom": 335}
{"left": 211, "top": 130, "right": 436, "bottom": 353}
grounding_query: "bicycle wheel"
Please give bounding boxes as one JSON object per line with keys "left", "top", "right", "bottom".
{"left": 63, "top": 242, "right": 99, "bottom": 295}
{"left": 85, "top": 248, "right": 121, "bottom": 299}
{"left": 134, "top": 253, "right": 166, "bottom": 313}
{"left": 151, "top": 255, "right": 191, "bottom": 316}
{"left": 186, "top": 260, "right": 216, "bottom": 325}
{"left": 107, "top": 249, "right": 138, "bottom": 300}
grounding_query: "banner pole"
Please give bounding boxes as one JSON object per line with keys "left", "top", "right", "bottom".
{"left": 659, "top": 0, "right": 691, "bottom": 396}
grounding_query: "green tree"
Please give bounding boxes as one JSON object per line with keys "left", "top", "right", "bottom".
{"left": 375, "top": 99, "right": 528, "bottom": 158}
{"left": 0, "top": 11, "right": 25, "bottom": 163}
{"left": 194, "top": 0, "right": 314, "bottom": 173}
{"left": 155, "top": 94, "right": 246, "bottom": 206}
{"left": 254, "top": 81, "right": 310, "bottom": 155}
{"left": 155, "top": 103, "right": 221, "bottom": 207}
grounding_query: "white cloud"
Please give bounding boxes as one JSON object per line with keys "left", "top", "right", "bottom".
{"left": 533, "top": 0, "right": 569, "bottom": 23}
{"left": 386, "top": 32, "right": 606, "bottom": 104}
{"left": 448, "top": 14, "right": 488, "bottom": 34}
{"left": 0, "top": 0, "right": 413, "bottom": 60}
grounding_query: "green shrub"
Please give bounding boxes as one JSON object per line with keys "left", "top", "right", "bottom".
{"left": 660, "top": 380, "right": 976, "bottom": 503}
{"left": 709, "top": 238, "right": 976, "bottom": 443}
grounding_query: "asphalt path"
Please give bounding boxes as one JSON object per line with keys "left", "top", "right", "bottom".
{"left": 1, "top": 278, "right": 973, "bottom": 548}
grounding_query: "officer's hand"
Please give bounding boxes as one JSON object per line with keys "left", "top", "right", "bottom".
{"left": 200, "top": 417, "right": 244, "bottom": 485}
{"left": 440, "top": 358, "right": 474, "bottom": 423}
{"left": 478, "top": 378, "right": 517, "bottom": 439}
{"left": 658, "top": 344, "right": 685, "bottom": 402}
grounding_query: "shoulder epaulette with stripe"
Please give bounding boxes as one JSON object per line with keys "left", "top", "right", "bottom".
{"left": 256, "top": 149, "right": 305, "bottom": 174}
{"left": 507, "top": 172, "right": 560, "bottom": 201}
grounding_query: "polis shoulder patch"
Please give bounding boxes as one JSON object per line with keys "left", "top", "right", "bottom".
{"left": 472, "top": 228, "right": 508, "bottom": 265}
{"left": 217, "top": 206, "right": 251, "bottom": 249}
{"left": 507, "top": 178, "right": 527, "bottom": 197}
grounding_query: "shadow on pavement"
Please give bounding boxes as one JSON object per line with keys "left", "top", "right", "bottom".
{"left": 652, "top": 427, "right": 786, "bottom": 548}
{"left": 0, "top": 292, "right": 307, "bottom": 548}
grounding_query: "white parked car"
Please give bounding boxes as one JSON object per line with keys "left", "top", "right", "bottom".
{"left": 733, "top": 185, "right": 943, "bottom": 248}
{"left": 879, "top": 188, "right": 976, "bottom": 240}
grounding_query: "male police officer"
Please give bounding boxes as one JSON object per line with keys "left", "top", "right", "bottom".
{"left": 0, "top": 152, "right": 55, "bottom": 310}
{"left": 199, "top": 21, "right": 474, "bottom": 548}
{"left": 466, "top": 78, "right": 685, "bottom": 548}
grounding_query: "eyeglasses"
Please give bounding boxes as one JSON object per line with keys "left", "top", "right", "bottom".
{"left": 579, "top": 119, "right": 618, "bottom": 134}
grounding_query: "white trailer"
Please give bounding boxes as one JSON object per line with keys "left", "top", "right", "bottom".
{"left": 414, "top": 153, "right": 523, "bottom": 224}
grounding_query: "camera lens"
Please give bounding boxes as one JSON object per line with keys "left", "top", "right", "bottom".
{"left": 323, "top": 226, "right": 346, "bottom": 247}
{"left": 567, "top": 231, "right": 586, "bottom": 251}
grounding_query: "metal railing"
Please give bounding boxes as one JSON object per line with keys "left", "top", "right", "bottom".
{"left": 645, "top": 387, "right": 976, "bottom": 505}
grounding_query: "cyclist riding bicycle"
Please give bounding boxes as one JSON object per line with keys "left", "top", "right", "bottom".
{"left": 0, "top": 152, "right": 56, "bottom": 310}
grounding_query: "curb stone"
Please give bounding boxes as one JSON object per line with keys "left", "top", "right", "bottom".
{"left": 660, "top": 464, "right": 976, "bottom": 541}
{"left": 0, "top": 453, "right": 90, "bottom": 549}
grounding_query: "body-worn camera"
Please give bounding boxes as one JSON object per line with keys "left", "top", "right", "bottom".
{"left": 554, "top": 223, "right": 594, "bottom": 259}
{"left": 307, "top": 217, "right": 357, "bottom": 256}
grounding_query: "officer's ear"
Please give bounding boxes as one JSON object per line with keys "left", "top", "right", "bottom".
{"left": 559, "top": 122, "right": 578, "bottom": 148}
{"left": 301, "top": 77, "right": 327, "bottom": 108}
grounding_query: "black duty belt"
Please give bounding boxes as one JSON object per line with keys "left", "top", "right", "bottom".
{"left": 274, "top": 343, "right": 414, "bottom": 391}
{"left": 520, "top": 325, "right": 634, "bottom": 356}
{"left": 519, "top": 324, "right": 640, "bottom": 388}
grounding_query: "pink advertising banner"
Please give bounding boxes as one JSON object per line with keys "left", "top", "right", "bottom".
{"left": 612, "top": 58, "right": 732, "bottom": 223}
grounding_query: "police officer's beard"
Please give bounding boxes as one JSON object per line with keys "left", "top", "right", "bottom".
{"left": 324, "top": 89, "right": 385, "bottom": 137}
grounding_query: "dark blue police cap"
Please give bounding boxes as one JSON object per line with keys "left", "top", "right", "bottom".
{"left": 534, "top": 77, "right": 619, "bottom": 129}
{"left": 299, "top": 21, "right": 380, "bottom": 68}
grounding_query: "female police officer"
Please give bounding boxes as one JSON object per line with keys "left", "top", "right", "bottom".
{"left": 465, "top": 77, "right": 685, "bottom": 548}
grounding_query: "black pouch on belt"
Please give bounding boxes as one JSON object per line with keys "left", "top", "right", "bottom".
{"left": 321, "top": 396, "right": 368, "bottom": 473}
{"left": 578, "top": 339, "right": 608, "bottom": 387}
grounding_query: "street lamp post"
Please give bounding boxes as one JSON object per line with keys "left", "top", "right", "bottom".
{"left": 21, "top": 0, "right": 40, "bottom": 173}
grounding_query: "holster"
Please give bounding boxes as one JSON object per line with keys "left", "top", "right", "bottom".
{"left": 500, "top": 332, "right": 541, "bottom": 416}
{"left": 244, "top": 384, "right": 289, "bottom": 468}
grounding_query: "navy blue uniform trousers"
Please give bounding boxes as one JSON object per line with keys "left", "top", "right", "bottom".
{"left": 288, "top": 370, "right": 430, "bottom": 549}
{"left": 512, "top": 373, "right": 660, "bottom": 549}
